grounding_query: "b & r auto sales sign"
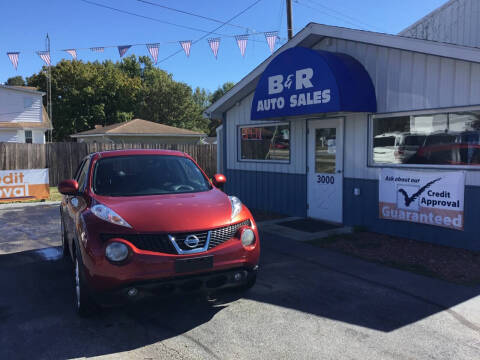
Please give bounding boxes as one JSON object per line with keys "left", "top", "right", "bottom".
{"left": 379, "top": 169, "right": 465, "bottom": 231}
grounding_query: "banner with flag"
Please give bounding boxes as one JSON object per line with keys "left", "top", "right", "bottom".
{"left": 64, "top": 49, "right": 77, "bottom": 60}
{"left": 36, "top": 51, "right": 51, "bottom": 66}
{"left": 264, "top": 31, "right": 278, "bottom": 53}
{"left": 118, "top": 45, "right": 131, "bottom": 58}
{"left": 235, "top": 35, "right": 249, "bottom": 57}
{"left": 7, "top": 52, "right": 20, "bottom": 70}
{"left": 207, "top": 38, "right": 220, "bottom": 59}
{"left": 90, "top": 47, "right": 104, "bottom": 52}
{"left": 180, "top": 41, "right": 192, "bottom": 57}
{"left": 146, "top": 43, "right": 160, "bottom": 64}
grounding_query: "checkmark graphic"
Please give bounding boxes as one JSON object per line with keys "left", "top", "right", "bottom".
{"left": 398, "top": 178, "right": 442, "bottom": 207}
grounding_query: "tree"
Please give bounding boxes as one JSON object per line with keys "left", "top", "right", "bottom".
{"left": 5, "top": 76, "right": 25, "bottom": 86}
{"left": 26, "top": 55, "right": 210, "bottom": 140}
{"left": 209, "top": 82, "right": 235, "bottom": 104}
{"left": 206, "top": 81, "right": 235, "bottom": 136}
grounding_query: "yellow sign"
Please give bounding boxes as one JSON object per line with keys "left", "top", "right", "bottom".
{"left": 0, "top": 169, "right": 49, "bottom": 202}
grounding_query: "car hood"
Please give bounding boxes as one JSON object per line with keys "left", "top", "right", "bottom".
{"left": 93, "top": 189, "right": 233, "bottom": 233}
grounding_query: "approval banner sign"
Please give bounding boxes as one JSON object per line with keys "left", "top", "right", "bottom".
{"left": 0, "top": 169, "right": 49, "bottom": 202}
{"left": 379, "top": 169, "right": 465, "bottom": 231}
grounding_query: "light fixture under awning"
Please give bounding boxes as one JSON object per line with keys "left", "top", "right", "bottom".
{"left": 251, "top": 47, "right": 377, "bottom": 120}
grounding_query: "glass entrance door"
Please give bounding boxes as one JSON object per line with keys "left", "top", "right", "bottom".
{"left": 307, "top": 118, "right": 343, "bottom": 223}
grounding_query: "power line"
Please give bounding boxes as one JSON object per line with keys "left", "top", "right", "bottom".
{"left": 79, "top": 0, "right": 234, "bottom": 37}
{"left": 135, "top": 0, "right": 252, "bottom": 32}
{"left": 305, "top": 0, "right": 385, "bottom": 32}
{"left": 293, "top": 0, "right": 382, "bottom": 32}
{"left": 157, "top": 0, "right": 265, "bottom": 64}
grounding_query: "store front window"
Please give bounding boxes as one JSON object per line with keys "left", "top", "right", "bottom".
{"left": 239, "top": 123, "right": 290, "bottom": 161}
{"left": 371, "top": 111, "right": 480, "bottom": 167}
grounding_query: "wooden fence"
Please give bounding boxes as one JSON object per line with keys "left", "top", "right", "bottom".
{"left": 0, "top": 142, "right": 217, "bottom": 186}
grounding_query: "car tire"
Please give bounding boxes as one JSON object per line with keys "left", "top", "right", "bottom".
{"left": 73, "top": 249, "right": 96, "bottom": 317}
{"left": 237, "top": 273, "right": 257, "bottom": 292}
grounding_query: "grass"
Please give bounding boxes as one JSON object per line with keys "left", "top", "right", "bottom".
{"left": 48, "top": 187, "right": 62, "bottom": 202}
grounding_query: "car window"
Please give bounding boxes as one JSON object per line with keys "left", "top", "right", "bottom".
{"left": 76, "top": 159, "right": 90, "bottom": 191}
{"left": 73, "top": 160, "right": 86, "bottom": 181}
{"left": 373, "top": 136, "right": 395, "bottom": 148}
{"left": 93, "top": 155, "right": 212, "bottom": 197}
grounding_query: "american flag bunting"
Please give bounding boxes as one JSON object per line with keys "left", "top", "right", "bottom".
{"left": 235, "top": 35, "right": 249, "bottom": 57}
{"left": 207, "top": 38, "right": 220, "bottom": 59}
{"left": 146, "top": 43, "right": 160, "bottom": 64}
{"left": 265, "top": 32, "right": 278, "bottom": 53}
{"left": 7, "top": 52, "right": 20, "bottom": 70}
{"left": 36, "top": 51, "right": 51, "bottom": 66}
{"left": 118, "top": 45, "right": 131, "bottom": 58}
{"left": 180, "top": 41, "right": 192, "bottom": 57}
{"left": 64, "top": 49, "right": 77, "bottom": 60}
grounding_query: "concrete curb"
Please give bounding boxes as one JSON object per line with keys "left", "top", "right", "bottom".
{"left": 257, "top": 217, "right": 353, "bottom": 241}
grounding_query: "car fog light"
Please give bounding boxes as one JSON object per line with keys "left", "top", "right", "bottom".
{"left": 240, "top": 228, "right": 255, "bottom": 247}
{"left": 233, "top": 272, "right": 243, "bottom": 281}
{"left": 127, "top": 288, "right": 138, "bottom": 297}
{"left": 106, "top": 242, "right": 129, "bottom": 262}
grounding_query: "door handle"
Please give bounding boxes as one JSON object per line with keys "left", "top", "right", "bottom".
{"left": 336, "top": 170, "right": 342, "bottom": 174}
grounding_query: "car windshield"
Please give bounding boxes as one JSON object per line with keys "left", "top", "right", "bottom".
{"left": 93, "top": 155, "right": 212, "bottom": 196}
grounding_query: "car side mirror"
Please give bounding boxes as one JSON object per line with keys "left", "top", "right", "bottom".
{"left": 58, "top": 179, "right": 79, "bottom": 196}
{"left": 212, "top": 174, "right": 227, "bottom": 189}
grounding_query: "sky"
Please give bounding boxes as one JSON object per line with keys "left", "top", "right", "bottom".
{"left": 0, "top": 0, "right": 447, "bottom": 93}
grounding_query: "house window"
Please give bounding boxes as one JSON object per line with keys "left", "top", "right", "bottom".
{"left": 370, "top": 110, "right": 480, "bottom": 167}
{"left": 239, "top": 123, "right": 290, "bottom": 162}
{"left": 25, "top": 130, "right": 33, "bottom": 144}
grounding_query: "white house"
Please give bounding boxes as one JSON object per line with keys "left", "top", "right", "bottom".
{"left": 0, "top": 85, "right": 52, "bottom": 144}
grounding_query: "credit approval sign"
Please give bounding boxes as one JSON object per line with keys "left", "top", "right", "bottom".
{"left": 0, "top": 169, "right": 49, "bottom": 202}
{"left": 379, "top": 169, "right": 465, "bottom": 231}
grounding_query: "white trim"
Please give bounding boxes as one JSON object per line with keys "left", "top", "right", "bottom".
{"left": 368, "top": 106, "right": 480, "bottom": 170}
{"left": 71, "top": 133, "right": 205, "bottom": 138}
{"left": 206, "top": 22, "right": 480, "bottom": 118}
{"left": 0, "top": 85, "right": 45, "bottom": 96}
{"left": 373, "top": 105, "right": 480, "bottom": 118}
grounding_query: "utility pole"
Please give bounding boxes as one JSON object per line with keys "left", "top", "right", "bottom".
{"left": 286, "top": 0, "right": 293, "bottom": 40}
{"left": 46, "top": 34, "right": 52, "bottom": 142}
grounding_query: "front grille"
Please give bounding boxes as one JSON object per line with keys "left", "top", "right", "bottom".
{"left": 170, "top": 231, "right": 209, "bottom": 251}
{"left": 101, "top": 219, "right": 251, "bottom": 254}
{"left": 100, "top": 234, "right": 176, "bottom": 254}
{"left": 208, "top": 220, "right": 251, "bottom": 249}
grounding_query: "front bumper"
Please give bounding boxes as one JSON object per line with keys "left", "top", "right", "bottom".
{"left": 91, "top": 266, "right": 258, "bottom": 306}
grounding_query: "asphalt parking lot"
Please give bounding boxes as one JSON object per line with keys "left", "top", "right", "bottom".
{"left": 1, "top": 204, "right": 480, "bottom": 360}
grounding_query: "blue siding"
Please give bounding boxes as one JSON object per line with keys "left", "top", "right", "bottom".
{"left": 225, "top": 169, "right": 307, "bottom": 217}
{"left": 344, "top": 178, "right": 480, "bottom": 251}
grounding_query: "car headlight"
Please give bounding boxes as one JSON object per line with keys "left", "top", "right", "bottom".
{"left": 91, "top": 204, "right": 132, "bottom": 228}
{"left": 229, "top": 196, "right": 243, "bottom": 219}
{"left": 240, "top": 228, "right": 255, "bottom": 247}
{"left": 105, "top": 242, "right": 129, "bottom": 262}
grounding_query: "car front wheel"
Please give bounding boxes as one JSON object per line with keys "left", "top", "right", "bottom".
{"left": 74, "top": 255, "right": 95, "bottom": 317}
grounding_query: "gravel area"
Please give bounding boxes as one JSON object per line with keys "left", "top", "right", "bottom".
{"left": 308, "top": 232, "right": 480, "bottom": 285}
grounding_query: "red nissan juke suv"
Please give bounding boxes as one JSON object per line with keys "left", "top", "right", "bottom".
{"left": 58, "top": 149, "right": 260, "bottom": 316}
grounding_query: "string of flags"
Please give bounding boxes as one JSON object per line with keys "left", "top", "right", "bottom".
{"left": 5, "top": 31, "right": 279, "bottom": 70}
